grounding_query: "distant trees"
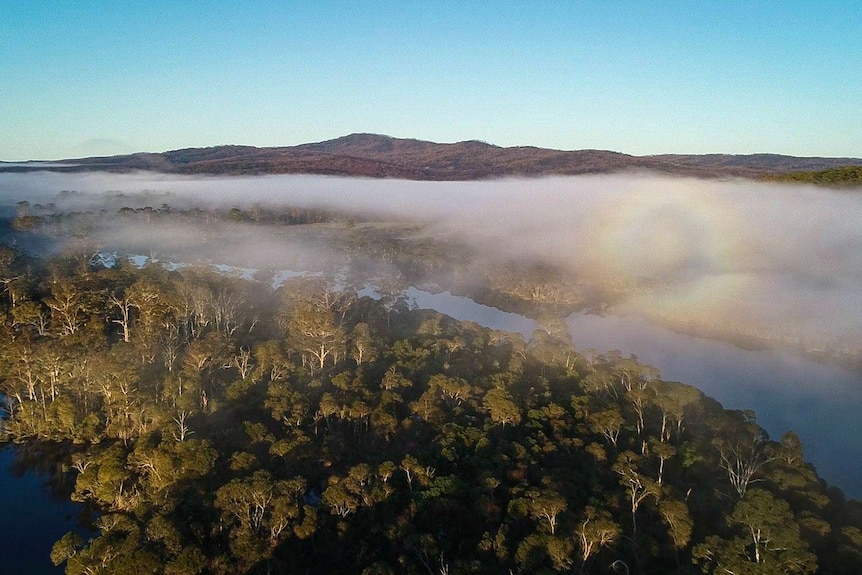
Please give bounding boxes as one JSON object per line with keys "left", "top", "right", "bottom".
{"left": 762, "top": 165, "right": 862, "bottom": 187}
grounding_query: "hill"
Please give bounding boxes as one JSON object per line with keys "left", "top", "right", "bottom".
{"left": 2, "top": 133, "right": 861, "bottom": 181}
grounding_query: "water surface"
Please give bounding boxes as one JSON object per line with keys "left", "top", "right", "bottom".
{"left": 406, "top": 288, "right": 862, "bottom": 498}
{"left": 0, "top": 445, "right": 82, "bottom": 574}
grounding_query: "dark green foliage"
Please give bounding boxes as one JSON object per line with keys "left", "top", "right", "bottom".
{"left": 0, "top": 256, "right": 860, "bottom": 574}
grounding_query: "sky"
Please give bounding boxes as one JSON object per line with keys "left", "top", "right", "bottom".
{"left": 1, "top": 1, "right": 860, "bottom": 161}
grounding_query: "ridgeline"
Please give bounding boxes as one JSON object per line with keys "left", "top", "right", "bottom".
{"left": 3, "top": 133, "right": 861, "bottom": 182}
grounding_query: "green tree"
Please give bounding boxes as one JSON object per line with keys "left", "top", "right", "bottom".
{"left": 483, "top": 387, "right": 521, "bottom": 427}
{"left": 573, "top": 506, "right": 620, "bottom": 572}
{"left": 287, "top": 301, "right": 346, "bottom": 371}
{"left": 693, "top": 488, "right": 816, "bottom": 574}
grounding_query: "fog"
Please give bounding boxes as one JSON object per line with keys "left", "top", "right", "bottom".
{"left": 1, "top": 170, "right": 861, "bottom": 354}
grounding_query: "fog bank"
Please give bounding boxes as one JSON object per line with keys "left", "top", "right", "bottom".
{"left": 1, "top": 171, "right": 861, "bottom": 352}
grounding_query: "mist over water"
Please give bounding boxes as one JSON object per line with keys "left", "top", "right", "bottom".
{"left": 2, "top": 170, "right": 862, "bottom": 495}
{"left": 2, "top": 170, "right": 860, "bottom": 353}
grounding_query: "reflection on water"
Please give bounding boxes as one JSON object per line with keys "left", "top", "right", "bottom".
{"left": 0, "top": 445, "right": 82, "bottom": 574}
{"left": 406, "top": 288, "right": 862, "bottom": 498}
{"left": 404, "top": 287, "right": 538, "bottom": 337}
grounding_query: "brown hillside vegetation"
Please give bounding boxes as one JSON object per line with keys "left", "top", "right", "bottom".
{"left": 3, "top": 133, "right": 861, "bottom": 180}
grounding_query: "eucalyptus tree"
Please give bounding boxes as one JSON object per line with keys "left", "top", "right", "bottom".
{"left": 483, "top": 388, "right": 522, "bottom": 427}
{"left": 214, "top": 470, "right": 315, "bottom": 568}
{"left": 693, "top": 488, "right": 816, "bottom": 574}
{"left": 572, "top": 506, "right": 620, "bottom": 572}
{"left": 287, "top": 300, "right": 347, "bottom": 372}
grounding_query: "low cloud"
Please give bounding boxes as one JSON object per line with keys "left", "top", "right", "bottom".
{"left": 1, "top": 170, "right": 860, "bottom": 350}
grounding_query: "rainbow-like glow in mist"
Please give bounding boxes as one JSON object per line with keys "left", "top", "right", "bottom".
{"left": 1, "top": 171, "right": 860, "bottom": 354}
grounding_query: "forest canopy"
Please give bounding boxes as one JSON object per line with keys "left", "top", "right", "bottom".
{"left": 1, "top": 232, "right": 862, "bottom": 575}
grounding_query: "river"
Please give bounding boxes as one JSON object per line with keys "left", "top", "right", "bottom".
{"left": 404, "top": 287, "right": 862, "bottom": 499}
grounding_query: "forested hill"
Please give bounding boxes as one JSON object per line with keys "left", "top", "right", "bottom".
{"left": 2, "top": 246, "right": 862, "bottom": 574}
{"left": 761, "top": 165, "right": 862, "bottom": 187}
{"left": 2, "top": 133, "right": 861, "bottom": 181}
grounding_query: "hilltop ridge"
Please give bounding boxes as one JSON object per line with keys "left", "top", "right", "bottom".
{"left": 2, "top": 133, "right": 861, "bottom": 181}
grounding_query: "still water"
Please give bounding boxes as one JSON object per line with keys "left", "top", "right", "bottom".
{"left": 405, "top": 288, "right": 862, "bottom": 499}
{"left": 0, "top": 445, "right": 82, "bottom": 574}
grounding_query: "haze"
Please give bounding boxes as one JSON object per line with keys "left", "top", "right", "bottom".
{"left": 2, "top": 171, "right": 860, "bottom": 357}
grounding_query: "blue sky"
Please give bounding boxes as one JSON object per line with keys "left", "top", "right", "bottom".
{"left": 1, "top": 1, "right": 860, "bottom": 160}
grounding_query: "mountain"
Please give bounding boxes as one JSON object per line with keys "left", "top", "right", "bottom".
{"left": 2, "top": 133, "right": 861, "bottom": 180}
